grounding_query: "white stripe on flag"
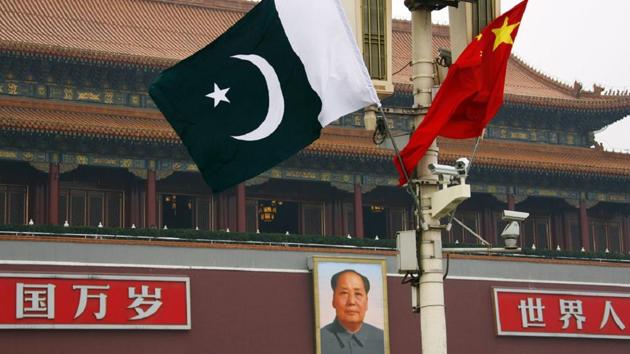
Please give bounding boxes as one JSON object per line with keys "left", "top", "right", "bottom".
{"left": 275, "top": 0, "right": 381, "bottom": 127}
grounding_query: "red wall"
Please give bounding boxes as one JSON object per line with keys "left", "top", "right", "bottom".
{"left": 2, "top": 264, "right": 629, "bottom": 354}
{"left": 445, "top": 279, "right": 630, "bottom": 354}
{"left": 0, "top": 264, "right": 420, "bottom": 354}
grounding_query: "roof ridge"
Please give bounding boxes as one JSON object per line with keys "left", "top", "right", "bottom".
{"left": 0, "top": 96, "right": 163, "bottom": 120}
{"left": 145, "top": 0, "right": 255, "bottom": 13}
{"left": 442, "top": 137, "right": 630, "bottom": 158}
{"left": 509, "top": 55, "right": 630, "bottom": 99}
{"left": 509, "top": 55, "right": 577, "bottom": 95}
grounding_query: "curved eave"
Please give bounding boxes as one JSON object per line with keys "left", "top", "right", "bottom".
{"left": 503, "top": 93, "right": 630, "bottom": 113}
{"left": 0, "top": 41, "right": 176, "bottom": 69}
{"left": 5, "top": 125, "right": 630, "bottom": 180}
{"left": 392, "top": 82, "right": 630, "bottom": 113}
{"left": 2, "top": 125, "right": 181, "bottom": 144}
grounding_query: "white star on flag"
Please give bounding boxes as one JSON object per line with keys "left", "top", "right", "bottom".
{"left": 206, "top": 83, "right": 230, "bottom": 107}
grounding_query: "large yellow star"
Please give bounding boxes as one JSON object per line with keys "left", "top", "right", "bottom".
{"left": 491, "top": 16, "right": 520, "bottom": 51}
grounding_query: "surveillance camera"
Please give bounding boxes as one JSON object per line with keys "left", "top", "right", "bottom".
{"left": 428, "top": 163, "right": 459, "bottom": 177}
{"left": 500, "top": 221, "right": 520, "bottom": 249}
{"left": 502, "top": 210, "right": 529, "bottom": 222}
{"left": 455, "top": 157, "right": 470, "bottom": 176}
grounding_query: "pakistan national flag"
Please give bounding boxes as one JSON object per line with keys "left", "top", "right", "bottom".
{"left": 149, "top": 0, "right": 380, "bottom": 192}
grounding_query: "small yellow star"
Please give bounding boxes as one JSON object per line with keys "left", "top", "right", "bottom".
{"left": 491, "top": 16, "right": 520, "bottom": 51}
{"left": 475, "top": 33, "right": 483, "bottom": 41}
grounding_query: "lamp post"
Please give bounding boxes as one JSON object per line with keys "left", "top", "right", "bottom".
{"left": 403, "top": 1, "right": 473, "bottom": 353}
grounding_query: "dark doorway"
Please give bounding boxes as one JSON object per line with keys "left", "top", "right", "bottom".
{"left": 363, "top": 206, "right": 387, "bottom": 239}
{"left": 161, "top": 194, "right": 193, "bottom": 229}
{"left": 258, "top": 200, "right": 299, "bottom": 234}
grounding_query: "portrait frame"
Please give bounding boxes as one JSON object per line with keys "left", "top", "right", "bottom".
{"left": 312, "top": 256, "right": 390, "bottom": 354}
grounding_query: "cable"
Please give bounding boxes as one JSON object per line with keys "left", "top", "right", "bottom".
{"left": 372, "top": 114, "right": 387, "bottom": 145}
{"left": 375, "top": 107, "right": 420, "bottom": 214}
{"left": 392, "top": 61, "right": 411, "bottom": 77}
{"left": 443, "top": 252, "right": 450, "bottom": 280}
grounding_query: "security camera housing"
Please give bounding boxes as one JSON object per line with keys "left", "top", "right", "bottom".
{"left": 428, "top": 163, "right": 459, "bottom": 177}
{"left": 502, "top": 210, "right": 529, "bottom": 222}
{"left": 429, "top": 158, "right": 470, "bottom": 179}
{"left": 454, "top": 157, "right": 470, "bottom": 176}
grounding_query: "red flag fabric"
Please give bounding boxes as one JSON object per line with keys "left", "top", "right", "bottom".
{"left": 394, "top": 0, "right": 528, "bottom": 185}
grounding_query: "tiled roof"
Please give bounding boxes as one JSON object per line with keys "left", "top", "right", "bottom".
{"left": 1, "top": 0, "right": 628, "bottom": 110}
{"left": 438, "top": 137, "right": 630, "bottom": 178}
{"left": 0, "top": 0, "right": 250, "bottom": 66}
{"left": 1, "top": 96, "right": 628, "bottom": 178}
{"left": 390, "top": 20, "right": 630, "bottom": 111}
{"left": 0, "top": 97, "right": 179, "bottom": 143}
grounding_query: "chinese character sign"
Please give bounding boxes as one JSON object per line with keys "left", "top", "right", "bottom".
{"left": 0, "top": 273, "right": 190, "bottom": 329}
{"left": 494, "top": 288, "right": 630, "bottom": 339}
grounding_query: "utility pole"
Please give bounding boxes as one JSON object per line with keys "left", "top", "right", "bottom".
{"left": 404, "top": 1, "right": 468, "bottom": 353}
{"left": 401, "top": 1, "right": 501, "bottom": 353}
{"left": 412, "top": 8, "right": 447, "bottom": 354}
{"left": 396, "top": 2, "right": 509, "bottom": 353}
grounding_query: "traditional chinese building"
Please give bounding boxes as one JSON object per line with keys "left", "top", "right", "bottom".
{"left": 1, "top": 0, "right": 628, "bottom": 252}
{"left": 1, "top": 0, "right": 630, "bottom": 352}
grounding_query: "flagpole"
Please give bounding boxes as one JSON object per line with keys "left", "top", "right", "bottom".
{"left": 408, "top": 3, "right": 447, "bottom": 354}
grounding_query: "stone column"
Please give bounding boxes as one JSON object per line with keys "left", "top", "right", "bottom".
{"left": 146, "top": 169, "right": 157, "bottom": 228}
{"left": 236, "top": 183, "right": 246, "bottom": 233}
{"left": 47, "top": 163, "right": 60, "bottom": 225}
{"left": 353, "top": 183, "right": 364, "bottom": 239}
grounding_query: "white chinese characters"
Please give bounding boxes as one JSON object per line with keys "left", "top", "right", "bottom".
{"left": 16, "top": 283, "right": 55, "bottom": 319}
{"left": 559, "top": 299, "right": 586, "bottom": 329}
{"left": 15, "top": 283, "right": 163, "bottom": 322}
{"left": 128, "top": 285, "right": 163, "bottom": 320}
{"left": 518, "top": 297, "right": 546, "bottom": 328}
{"left": 73, "top": 285, "right": 110, "bottom": 320}
{"left": 600, "top": 301, "right": 625, "bottom": 330}
{"left": 516, "top": 297, "right": 627, "bottom": 332}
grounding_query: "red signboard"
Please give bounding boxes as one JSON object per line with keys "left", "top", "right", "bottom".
{"left": 0, "top": 273, "right": 190, "bottom": 329}
{"left": 494, "top": 288, "right": 630, "bottom": 339}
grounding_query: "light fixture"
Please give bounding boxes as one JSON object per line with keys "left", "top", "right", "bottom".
{"left": 259, "top": 201, "right": 280, "bottom": 222}
{"left": 370, "top": 205, "right": 385, "bottom": 213}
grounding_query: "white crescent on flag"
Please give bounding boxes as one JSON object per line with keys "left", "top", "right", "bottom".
{"left": 230, "top": 54, "right": 285, "bottom": 141}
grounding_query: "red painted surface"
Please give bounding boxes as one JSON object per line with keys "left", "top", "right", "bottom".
{"left": 237, "top": 184, "right": 246, "bottom": 233}
{"left": 446, "top": 280, "right": 630, "bottom": 354}
{"left": 495, "top": 289, "right": 630, "bottom": 338}
{"left": 47, "top": 163, "right": 59, "bottom": 225}
{"left": 579, "top": 199, "right": 590, "bottom": 251}
{"left": 0, "top": 264, "right": 628, "bottom": 353}
{"left": 624, "top": 216, "right": 630, "bottom": 255}
{"left": 0, "top": 264, "right": 419, "bottom": 354}
{"left": 146, "top": 170, "right": 156, "bottom": 228}
{"left": 0, "top": 274, "right": 188, "bottom": 328}
{"left": 507, "top": 193, "right": 516, "bottom": 211}
{"left": 354, "top": 183, "right": 364, "bottom": 239}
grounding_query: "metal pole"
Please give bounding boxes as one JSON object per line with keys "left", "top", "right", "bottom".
{"left": 411, "top": 6, "right": 447, "bottom": 354}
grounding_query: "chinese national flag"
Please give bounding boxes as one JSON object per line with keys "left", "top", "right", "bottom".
{"left": 394, "top": 0, "right": 528, "bottom": 185}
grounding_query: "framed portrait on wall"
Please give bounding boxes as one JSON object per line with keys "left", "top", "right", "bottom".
{"left": 312, "top": 256, "right": 390, "bottom": 354}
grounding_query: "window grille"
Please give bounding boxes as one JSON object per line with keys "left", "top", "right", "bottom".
{"left": 362, "top": 0, "right": 386, "bottom": 80}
